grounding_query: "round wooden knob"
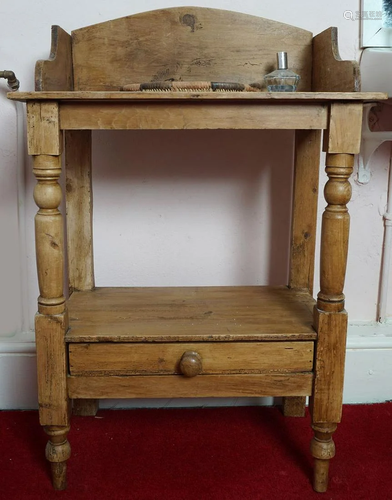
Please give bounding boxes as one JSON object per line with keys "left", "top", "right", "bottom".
{"left": 179, "top": 351, "right": 202, "bottom": 378}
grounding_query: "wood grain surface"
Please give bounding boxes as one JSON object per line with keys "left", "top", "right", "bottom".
{"left": 9, "top": 91, "right": 387, "bottom": 101}
{"left": 289, "top": 130, "right": 321, "bottom": 293}
{"left": 68, "top": 373, "right": 313, "bottom": 399}
{"left": 35, "top": 25, "right": 74, "bottom": 91}
{"left": 66, "top": 286, "right": 316, "bottom": 343}
{"left": 282, "top": 396, "right": 307, "bottom": 417}
{"left": 310, "top": 310, "right": 348, "bottom": 423}
{"left": 36, "top": 313, "right": 70, "bottom": 426}
{"left": 68, "top": 341, "right": 314, "bottom": 375}
{"left": 59, "top": 101, "right": 328, "bottom": 131}
{"left": 27, "top": 102, "right": 62, "bottom": 156}
{"left": 324, "top": 102, "right": 363, "bottom": 154}
{"left": 71, "top": 7, "right": 312, "bottom": 91}
{"left": 312, "top": 28, "right": 360, "bottom": 92}
{"left": 65, "top": 130, "right": 94, "bottom": 293}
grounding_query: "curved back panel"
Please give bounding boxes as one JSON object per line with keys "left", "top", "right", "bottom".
{"left": 71, "top": 7, "right": 313, "bottom": 91}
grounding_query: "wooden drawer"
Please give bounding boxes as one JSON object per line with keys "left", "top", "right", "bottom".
{"left": 68, "top": 341, "right": 314, "bottom": 376}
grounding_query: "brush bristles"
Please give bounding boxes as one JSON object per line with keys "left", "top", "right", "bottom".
{"left": 122, "top": 81, "right": 263, "bottom": 92}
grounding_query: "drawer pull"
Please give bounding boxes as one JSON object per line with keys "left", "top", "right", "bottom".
{"left": 179, "top": 351, "right": 202, "bottom": 377}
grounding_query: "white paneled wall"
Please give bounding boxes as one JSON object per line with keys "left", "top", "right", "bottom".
{"left": 0, "top": 0, "right": 391, "bottom": 409}
{"left": 0, "top": 97, "right": 23, "bottom": 337}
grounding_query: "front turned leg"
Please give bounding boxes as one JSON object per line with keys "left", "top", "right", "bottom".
{"left": 310, "top": 151, "right": 354, "bottom": 492}
{"left": 45, "top": 426, "right": 71, "bottom": 490}
{"left": 28, "top": 103, "right": 71, "bottom": 489}
{"left": 310, "top": 423, "right": 337, "bottom": 492}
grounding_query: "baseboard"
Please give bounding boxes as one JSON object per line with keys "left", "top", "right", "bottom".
{"left": 344, "top": 322, "right": 392, "bottom": 404}
{"left": 0, "top": 332, "right": 38, "bottom": 409}
{"left": 0, "top": 324, "right": 391, "bottom": 409}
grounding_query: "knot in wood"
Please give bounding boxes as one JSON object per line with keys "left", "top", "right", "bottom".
{"left": 181, "top": 13, "right": 198, "bottom": 32}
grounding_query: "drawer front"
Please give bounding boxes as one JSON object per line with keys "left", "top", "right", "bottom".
{"left": 69, "top": 341, "right": 314, "bottom": 376}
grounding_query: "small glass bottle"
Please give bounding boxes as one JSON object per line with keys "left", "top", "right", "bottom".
{"left": 264, "top": 52, "right": 300, "bottom": 92}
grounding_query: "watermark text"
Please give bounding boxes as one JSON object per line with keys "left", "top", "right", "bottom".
{"left": 344, "top": 10, "right": 383, "bottom": 21}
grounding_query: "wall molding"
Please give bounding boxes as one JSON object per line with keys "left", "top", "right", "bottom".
{"left": 0, "top": 331, "right": 35, "bottom": 354}
{"left": 346, "top": 322, "right": 392, "bottom": 348}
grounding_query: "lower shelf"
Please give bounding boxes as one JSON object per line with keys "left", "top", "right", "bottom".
{"left": 66, "top": 287, "right": 315, "bottom": 399}
{"left": 67, "top": 373, "right": 313, "bottom": 399}
{"left": 66, "top": 286, "right": 316, "bottom": 343}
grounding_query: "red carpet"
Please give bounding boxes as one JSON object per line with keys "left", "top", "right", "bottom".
{"left": 0, "top": 403, "right": 391, "bottom": 499}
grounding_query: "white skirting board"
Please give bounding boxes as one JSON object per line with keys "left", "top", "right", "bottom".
{"left": 0, "top": 324, "right": 391, "bottom": 410}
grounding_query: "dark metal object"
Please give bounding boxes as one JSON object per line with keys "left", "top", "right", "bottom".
{"left": 0, "top": 70, "right": 20, "bottom": 91}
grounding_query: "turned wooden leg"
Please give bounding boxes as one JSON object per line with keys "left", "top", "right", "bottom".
{"left": 310, "top": 423, "right": 337, "bottom": 493}
{"left": 310, "top": 143, "right": 358, "bottom": 491}
{"left": 45, "top": 426, "right": 71, "bottom": 490}
{"left": 28, "top": 103, "right": 71, "bottom": 489}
